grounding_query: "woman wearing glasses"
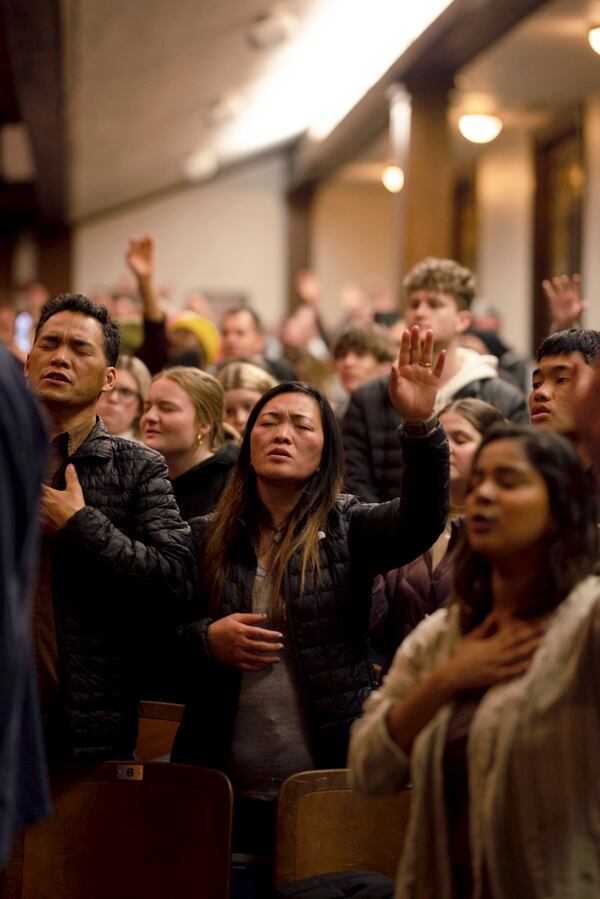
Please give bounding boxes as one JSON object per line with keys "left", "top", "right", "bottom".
{"left": 96, "top": 355, "right": 151, "bottom": 441}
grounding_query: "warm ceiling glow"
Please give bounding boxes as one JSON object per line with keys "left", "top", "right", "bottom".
{"left": 589, "top": 26, "right": 600, "bottom": 55}
{"left": 215, "top": 0, "right": 453, "bottom": 163}
{"left": 458, "top": 114, "right": 503, "bottom": 144}
{"left": 381, "top": 165, "right": 405, "bottom": 193}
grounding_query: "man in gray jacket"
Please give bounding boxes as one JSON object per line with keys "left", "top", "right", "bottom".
{"left": 25, "top": 294, "right": 195, "bottom": 761}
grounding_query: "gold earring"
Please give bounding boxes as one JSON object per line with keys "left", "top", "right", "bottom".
{"left": 197, "top": 434, "right": 203, "bottom": 446}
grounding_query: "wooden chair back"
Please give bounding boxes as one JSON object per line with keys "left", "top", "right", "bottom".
{"left": 1, "top": 762, "right": 232, "bottom": 899}
{"left": 136, "top": 700, "right": 184, "bottom": 762}
{"left": 274, "top": 769, "right": 411, "bottom": 886}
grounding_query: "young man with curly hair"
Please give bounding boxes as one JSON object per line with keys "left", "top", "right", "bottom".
{"left": 342, "top": 257, "right": 528, "bottom": 502}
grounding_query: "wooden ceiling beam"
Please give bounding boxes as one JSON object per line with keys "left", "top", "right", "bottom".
{"left": 1, "top": 0, "right": 68, "bottom": 225}
{"left": 289, "top": 0, "right": 551, "bottom": 188}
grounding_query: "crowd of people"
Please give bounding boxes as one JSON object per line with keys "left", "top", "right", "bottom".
{"left": 1, "top": 239, "right": 600, "bottom": 898}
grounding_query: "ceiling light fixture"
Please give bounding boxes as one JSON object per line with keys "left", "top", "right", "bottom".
{"left": 205, "top": 95, "right": 242, "bottom": 127}
{"left": 247, "top": 7, "right": 298, "bottom": 50}
{"left": 181, "top": 149, "right": 219, "bottom": 182}
{"left": 458, "top": 113, "right": 503, "bottom": 144}
{"left": 381, "top": 164, "right": 405, "bottom": 193}
{"left": 588, "top": 26, "right": 600, "bottom": 55}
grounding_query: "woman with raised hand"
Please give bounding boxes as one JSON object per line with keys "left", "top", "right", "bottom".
{"left": 350, "top": 423, "right": 600, "bottom": 899}
{"left": 172, "top": 327, "right": 449, "bottom": 857}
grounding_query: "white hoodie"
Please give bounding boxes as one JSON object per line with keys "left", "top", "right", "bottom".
{"left": 434, "top": 347, "right": 499, "bottom": 412}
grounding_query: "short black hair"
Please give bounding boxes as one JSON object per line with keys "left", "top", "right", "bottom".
{"left": 35, "top": 294, "right": 121, "bottom": 366}
{"left": 536, "top": 329, "right": 600, "bottom": 366}
{"left": 222, "top": 306, "right": 264, "bottom": 334}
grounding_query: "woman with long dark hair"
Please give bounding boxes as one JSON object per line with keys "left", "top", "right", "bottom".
{"left": 350, "top": 424, "right": 600, "bottom": 899}
{"left": 172, "top": 327, "right": 450, "bottom": 853}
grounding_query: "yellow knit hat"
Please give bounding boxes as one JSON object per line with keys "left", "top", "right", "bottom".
{"left": 169, "top": 313, "right": 220, "bottom": 365}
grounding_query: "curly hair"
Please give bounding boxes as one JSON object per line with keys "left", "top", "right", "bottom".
{"left": 403, "top": 258, "right": 476, "bottom": 312}
{"left": 332, "top": 324, "right": 396, "bottom": 363}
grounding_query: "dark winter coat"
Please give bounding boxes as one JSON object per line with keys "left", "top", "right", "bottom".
{"left": 171, "top": 424, "right": 449, "bottom": 771}
{"left": 0, "top": 348, "right": 49, "bottom": 865}
{"left": 342, "top": 374, "right": 529, "bottom": 502}
{"left": 47, "top": 419, "right": 195, "bottom": 759}
{"left": 369, "top": 519, "right": 462, "bottom": 673}
{"left": 172, "top": 442, "right": 239, "bottom": 521}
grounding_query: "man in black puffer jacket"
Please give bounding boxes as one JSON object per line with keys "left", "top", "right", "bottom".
{"left": 25, "top": 294, "right": 195, "bottom": 761}
{"left": 342, "top": 257, "right": 528, "bottom": 502}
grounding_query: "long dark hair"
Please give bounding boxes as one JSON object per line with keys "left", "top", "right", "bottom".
{"left": 202, "top": 382, "right": 344, "bottom": 616}
{"left": 453, "top": 423, "right": 597, "bottom": 632}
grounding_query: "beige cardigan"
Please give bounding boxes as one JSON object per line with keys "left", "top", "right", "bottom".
{"left": 348, "top": 575, "right": 600, "bottom": 899}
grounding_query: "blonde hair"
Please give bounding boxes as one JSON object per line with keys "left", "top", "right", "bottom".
{"left": 154, "top": 367, "right": 226, "bottom": 451}
{"left": 217, "top": 360, "right": 278, "bottom": 395}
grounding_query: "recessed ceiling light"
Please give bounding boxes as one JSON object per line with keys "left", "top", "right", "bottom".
{"left": 247, "top": 7, "right": 298, "bottom": 50}
{"left": 181, "top": 149, "right": 219, "bottom": 182}
{"left": 205, "top": 95, "right": 242, "bottom": 127}
{"left": 381, "top": 165, "right": 405, "bottom": 193}
{"left": 458, "top": 113, "right": 503, "bottom": 144}
{"left": 588, "top": 25, "right": 600, "bottom": 55}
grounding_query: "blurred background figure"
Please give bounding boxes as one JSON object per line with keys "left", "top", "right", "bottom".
{"left": 221, "top": 306, "right": 296, "bottom": 381}
{"left": 141, "top": 366, "right": 239, "bottom": 521}
{"left": 183, "top": 289, "right": 217, "bottom": 321}
{"left": 14, "top": 282, "right": 49, "bottom": 354}
{"left": 168, "top": 313, "right": 220, "bottom": 370}
{"left": 217, "top": 361, "right": 278, "bottom": 436}
{"left": 459, "top": 326, "right": 530, "bottom": 391}
{"left": 0, "top": 300, "right": 25, "bottom": 366}
{"left": 332, "top": 324, "right": 396, "bottom": 418}
{"left": 96, "top": 355, "right": 152, "bottom": 441}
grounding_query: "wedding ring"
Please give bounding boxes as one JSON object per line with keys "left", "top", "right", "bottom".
{"left": 419, "top": 361, "right": 432, "bottom": 368}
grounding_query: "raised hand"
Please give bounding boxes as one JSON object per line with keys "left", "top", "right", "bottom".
{"left": 126, "top": 234, "right": 155, "bottom": 282}
{"left": 207, "top": 613, "right": 284, "bottom": 671}
{"left": 41, "top": 463, "right": 86, "bottom": 535}
{"left": 542, "top": 274, "right": 589, "bottom": 331}
{"left": 389, "top": 326, "right": 445, "bottom": 423}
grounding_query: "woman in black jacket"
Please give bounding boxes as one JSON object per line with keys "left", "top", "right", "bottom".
{"left": 141, "top": 366, "right": 239, "bottom": 521}
{"left": 173, "top": 327, "right": 450, "bottom": 853}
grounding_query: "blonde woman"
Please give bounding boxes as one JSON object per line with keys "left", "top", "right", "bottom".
{"left": 217, "top": 360, "right": 277, "bottom": 436}
{"left": 141, "top": 367, "right": 238, "bottom": 520}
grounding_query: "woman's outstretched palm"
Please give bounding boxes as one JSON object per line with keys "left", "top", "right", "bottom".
{"left": 389, "top": 326, "right": 445, "bottom": 422}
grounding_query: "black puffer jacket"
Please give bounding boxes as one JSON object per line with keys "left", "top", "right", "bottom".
{"left": 172, "top": 425, "right": 449, "bottom": 771}
{"left": 49, "top": 419, "right": 195, "bottom": 759}
{"left": 342, "top": 374, "right": 529, "bottom": 502}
